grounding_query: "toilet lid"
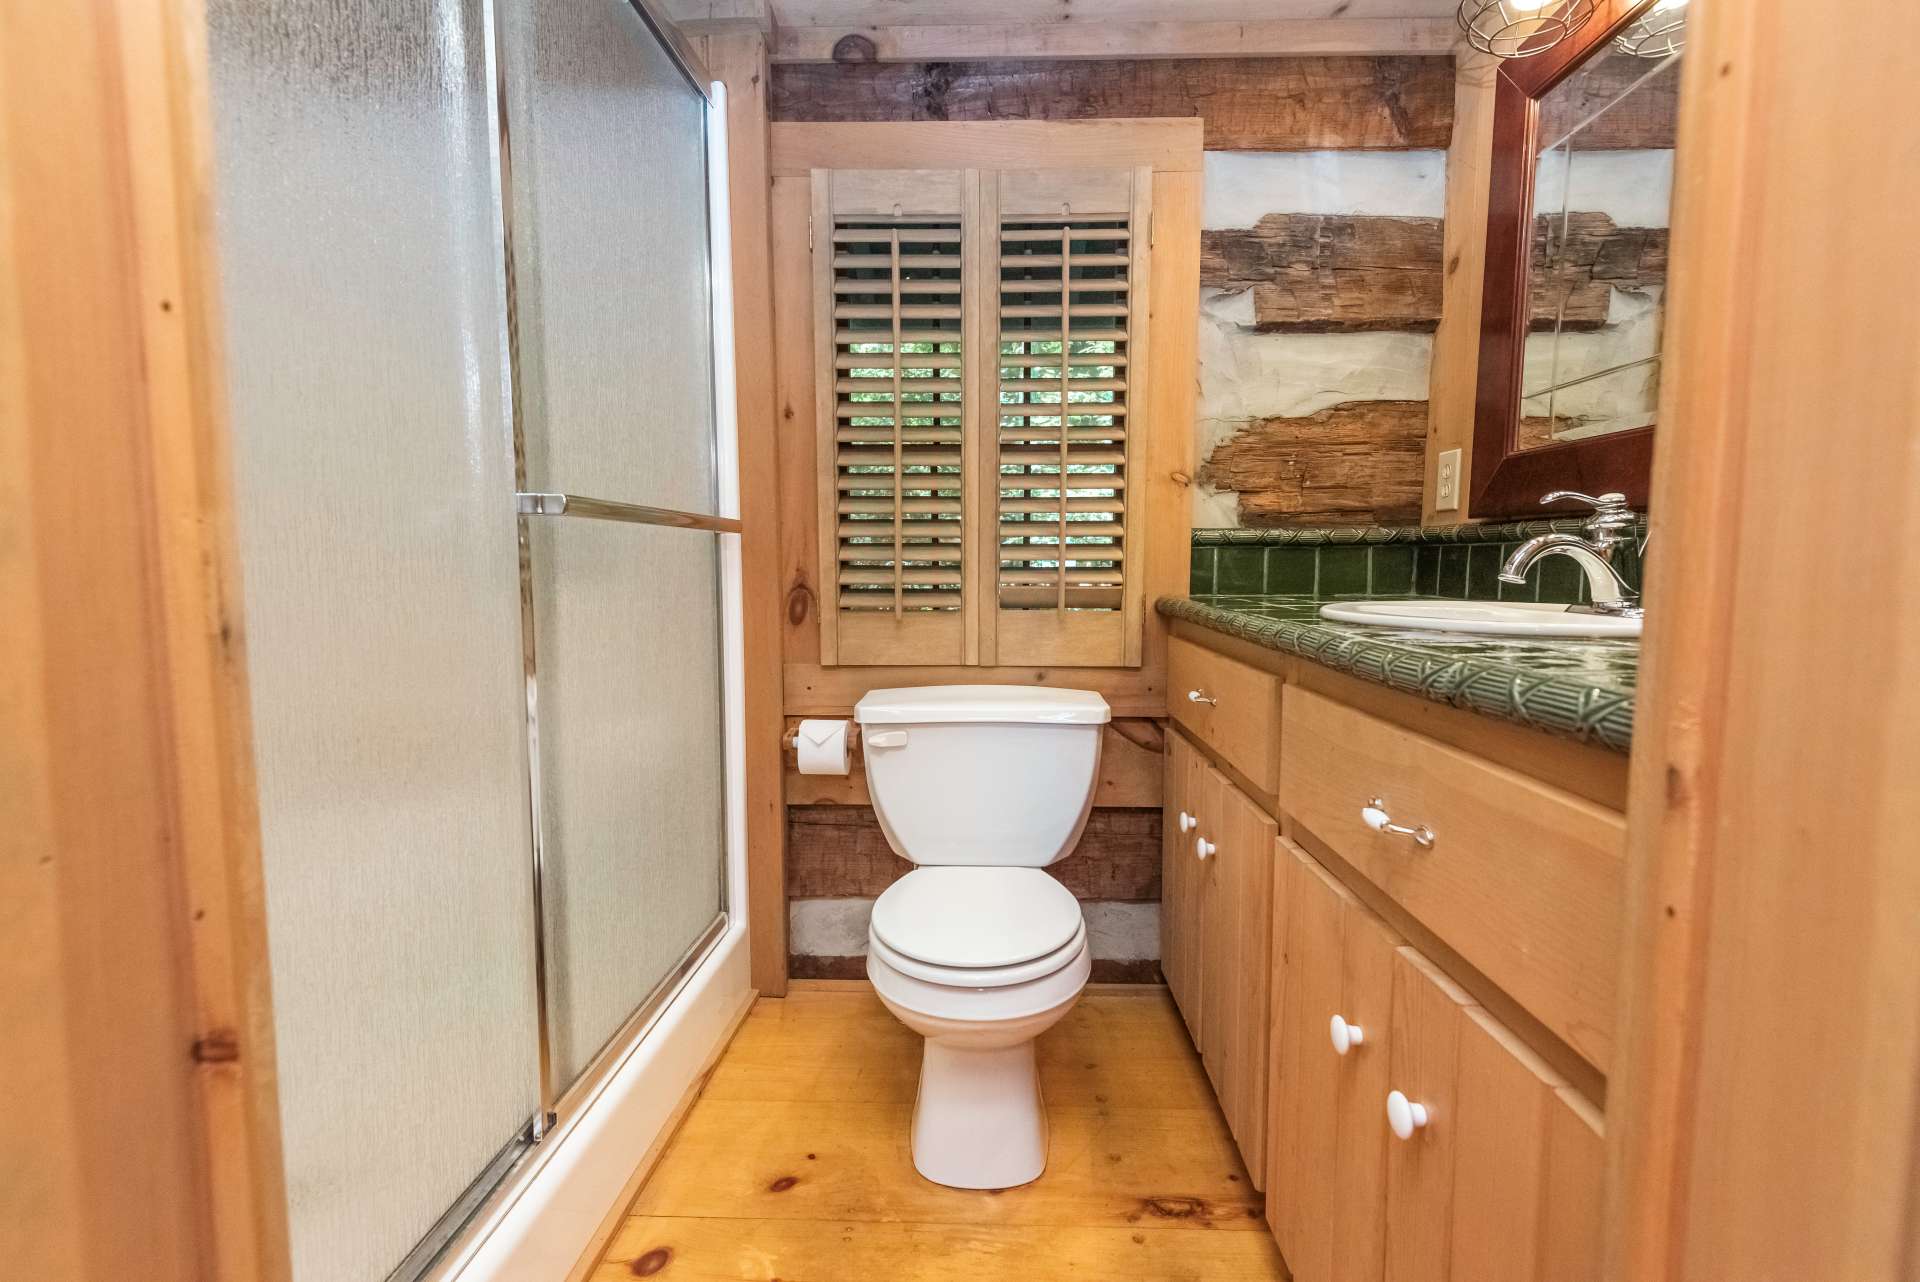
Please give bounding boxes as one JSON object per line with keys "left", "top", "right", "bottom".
{"left": 870, "top": 866, "right": 1083, "bottom": 969}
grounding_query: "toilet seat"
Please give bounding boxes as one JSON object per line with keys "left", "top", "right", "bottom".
{"left": 870, "top": 866, "right": 1082, "bottom": 970}
{"left": 868, "top": 920, "right": 1088, "bottom": 989}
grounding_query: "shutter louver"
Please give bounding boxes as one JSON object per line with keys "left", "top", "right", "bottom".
{"left": 829, "top": 220, "right": 966, "bottom": 615}
{"left": 996, "top": 216, "right": 1132, "bottom": 614}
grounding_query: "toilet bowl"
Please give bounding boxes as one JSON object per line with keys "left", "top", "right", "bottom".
{"left": 852, "top": 685, "right": 1110, "bottom": 1190}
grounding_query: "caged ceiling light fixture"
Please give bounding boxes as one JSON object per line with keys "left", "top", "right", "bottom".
{"left": 1614, "top": 0, "right": 1688, "bottom": 57}
{"left": 1456, "top": 0, "right": 1598, "bottom": 59}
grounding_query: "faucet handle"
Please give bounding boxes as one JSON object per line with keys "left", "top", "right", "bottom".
{"left": 1539, "top": 490, "right": 1628, "bottom": 512}
{"left": 1540, "top": 490, "right": 1636, "bottom": 543}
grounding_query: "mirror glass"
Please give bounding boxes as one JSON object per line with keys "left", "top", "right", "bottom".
{"left": 1520, "top": 44, "right": 1681, "bottom": 449}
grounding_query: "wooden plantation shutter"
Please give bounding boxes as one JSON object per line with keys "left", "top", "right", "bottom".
{"left": 985, "top": 168, "right": 1150, "bottom": 667}
{"left": 813, "top": 170, "right": 974, "bottom": 665}
{"left": 811, "top": 165, "right": 1153, "bottom": 668}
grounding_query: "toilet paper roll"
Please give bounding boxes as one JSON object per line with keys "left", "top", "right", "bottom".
{"left": 795, "top": 718, "right": 851, "bottom": 775}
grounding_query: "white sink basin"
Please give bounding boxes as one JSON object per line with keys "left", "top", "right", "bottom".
{"left": 1317, "top": 599, "right": 1642, "bottom": 639}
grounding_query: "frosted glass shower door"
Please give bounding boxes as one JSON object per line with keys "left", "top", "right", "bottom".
{"left": 500, "top": 0, "right": 731, "bottom": 1096}
{"left": 205, "top": 1, "right": 541, "bottom": 1279}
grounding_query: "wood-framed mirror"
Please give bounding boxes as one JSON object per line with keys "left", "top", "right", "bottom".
{"left": 1469, "top": 0, "right": 1681, "bottom": 517}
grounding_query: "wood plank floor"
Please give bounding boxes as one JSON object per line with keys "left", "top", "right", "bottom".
{"left": 588, "top": 984, "right": 1286, "bottom": 1281}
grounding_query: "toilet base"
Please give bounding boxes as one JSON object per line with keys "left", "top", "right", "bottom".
{"left": 911, "top": 1038, "right": 1047, "bottom": 1189}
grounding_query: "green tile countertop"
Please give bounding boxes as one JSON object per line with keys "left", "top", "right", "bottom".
{"left": 1158, "top": 593, "right": 1639, "bottom": 753}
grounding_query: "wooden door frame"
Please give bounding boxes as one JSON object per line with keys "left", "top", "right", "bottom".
{"left": 2, "top": 1, "right": 290, "bottom": 1278}
{"left": 1606, "top": 2, "right": 1920, "bottom": 1278}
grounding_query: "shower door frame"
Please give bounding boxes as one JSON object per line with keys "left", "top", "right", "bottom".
{"left": 399, "top": 0, "right": 748, "bottom": 1277}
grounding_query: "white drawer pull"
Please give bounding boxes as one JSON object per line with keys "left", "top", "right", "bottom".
{"left": 1386, "top": 1090, "right": 1430, "bottom": 1140}
{"left": 1186, "top": 689, "right": 1218, "bottom": 706}
{"left": 1361, "top": 796, "right": 1434, "bottom": 848}
{"left": 1195, "top": 835, "right": 1216, "bottom": 861}
{"left": 1178, "top": 810, "right": 1198, "bottom": 834}
{"left": 1329, "top": 1014, "right": 1365, "bottom": 1056}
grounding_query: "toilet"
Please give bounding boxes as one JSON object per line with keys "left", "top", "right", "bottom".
{"left": 854, "top": 684, "right": 1109, "bottom": 1190}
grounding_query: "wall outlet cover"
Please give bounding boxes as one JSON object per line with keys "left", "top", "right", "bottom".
{"left": 1436, "top": 447, "right": 1462, "bottom": 512}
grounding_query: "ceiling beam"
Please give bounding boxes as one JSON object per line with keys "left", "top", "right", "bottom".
{"left": 773, "top": 18, "right": 1457, "bottom": 62}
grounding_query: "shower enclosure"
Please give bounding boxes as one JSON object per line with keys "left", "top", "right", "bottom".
{"left": 204, "top": 0, "right": 739, "bottom": 1277}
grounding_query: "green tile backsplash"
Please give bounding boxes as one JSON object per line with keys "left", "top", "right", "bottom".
{"left": 1188, "top": 519, "right": 1647, "bottom": 604}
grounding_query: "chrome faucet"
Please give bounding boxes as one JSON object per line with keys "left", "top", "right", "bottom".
{"left": 1498, "top": 491, "right": 1642, "bottom": 617}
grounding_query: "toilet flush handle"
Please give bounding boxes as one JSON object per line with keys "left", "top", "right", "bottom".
{"left": 866, "top": 730, "right": 908, "bottom": 748}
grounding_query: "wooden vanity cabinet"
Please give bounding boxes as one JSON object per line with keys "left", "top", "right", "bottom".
{"left": 1161, "top": 729, "right": 1273, "bottom": 1188}
{"left": 1163, "top": 625, "right": 1619, "bottom": 1277}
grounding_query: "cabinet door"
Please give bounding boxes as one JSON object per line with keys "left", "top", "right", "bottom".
{"left": 1448, "top": 1007, "right": 1562, "bottom": 1282}
{"left": 1179, "top": 736, "right": 1213, "bottom": 1042}
{"left": 1536, "top": 1086, "right": 1605, "bottom": 1282}
{"left": 1161, "top": 732, "right": 1194, "bottom": 1022}
{"left": 1384, "top": 947, "right": 1472, "bottom": 1282}
{"left": 1198, "top": 762, "right": 1233, "bottom": 1097}
{"left": 1220, "top": 776, "right": 1276, "bottom": 1189}
{"left": 1270, "top": 841, "right": 1399, "bottom": 1282}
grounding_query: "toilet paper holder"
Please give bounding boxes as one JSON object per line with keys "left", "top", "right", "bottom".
{"left": 780, "top": 722, "right": 862, "bottom": 756}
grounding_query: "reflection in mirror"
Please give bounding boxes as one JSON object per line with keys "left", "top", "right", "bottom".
{"left": 1520, "top": 47, "right": 1680, "bottom": 450}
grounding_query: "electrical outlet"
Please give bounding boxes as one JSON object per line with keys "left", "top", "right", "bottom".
{"left": 1435, "top": 448, "right": 1463, "bottom": 512}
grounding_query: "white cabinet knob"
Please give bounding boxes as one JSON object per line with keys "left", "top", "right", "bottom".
{"left": 1178, "top": 810, "right": 1198, "bottom": 834}
{"left": 1195, "top": 835, "right": 1216, "bottom": 861}
{"left": 1186, "top": 689, "right": 1218, "bottom": 706}
{"left": 1329, "top": 1014, "right": 1365, "bottom": 1056}
{"left": 1386, "top": 1090, "right": 1430, "bottom": 1140}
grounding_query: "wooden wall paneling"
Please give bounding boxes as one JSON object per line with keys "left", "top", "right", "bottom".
{"left": 771, "top": 174, "right": 821, "bottom": 667}
{"left": 1423, "top": 49, "right": 1498, "bottom": 523}
{"left": 1201, "top": 400, "right": 1428, "bottom": 526}
{"left": 786, "top": 805, "right": 1162, "bottom": 901}
{"left": 709, "top": 30, "right": 790, "bottom": 998}
{"left": 1383, "top": 947, "right": 1471, "bottom": 1282}
{"left": 770, "top": 58, "right": 1455, "bottom": 152}
{"left": 771, "top": 19, "right": 1459, "bottom": 63}
{"left": 771, "top": 119, "right": 1206, "bottom": 177}
{"left": 1608, "top": 2, "right": 1920, "bottom": 1279}
{"left": 2, "top": 0, "right": 290, "bottom": 1276}
{"left": 1448, "top": 1007, "right": 1560, "bottom": 1282}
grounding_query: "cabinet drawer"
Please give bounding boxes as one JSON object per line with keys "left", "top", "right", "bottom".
{"left": 1279, "top": 686, "right": 1625, "bottom": 1071}
{"left": 1168, "top": 635, "right": 1281, "bottom": 794}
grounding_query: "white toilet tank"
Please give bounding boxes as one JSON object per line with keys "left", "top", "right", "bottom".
{"left": 853, "top": 685, "right": 1110, "bottom": 867}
